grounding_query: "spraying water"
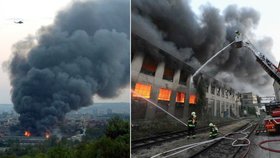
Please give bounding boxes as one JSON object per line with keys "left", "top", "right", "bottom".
{"left": 192, "top": 41, "right": 235, "bottom": 78}
{"left": 190, "top": 41, "right": 235, "bottom": 93}
{"left": 132, "top": 0, "right": 275, "bottom": 95}
{"left": 131, "top": 90, "right": 188, "bottom": 127}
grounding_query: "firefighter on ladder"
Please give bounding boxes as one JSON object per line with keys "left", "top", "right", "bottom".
{"left": 187, "top": 112, "right": 197, "bottom": 139}
{"left": 209, "top": 123, "right": 218, "bottom": 139}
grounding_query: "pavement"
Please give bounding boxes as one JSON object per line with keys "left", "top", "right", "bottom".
{"left": 132, "top": 119, "right": 251, "bottom": 158}
{"left": 247, "top": 133, "right": 280, "bottom": 158}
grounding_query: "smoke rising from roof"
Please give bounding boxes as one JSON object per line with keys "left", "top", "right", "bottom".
{"left": 6, "top": 0, "right": 129, "bottom": 134}
{"left": 132, "top": 0, "right": 275, "bottom": 95}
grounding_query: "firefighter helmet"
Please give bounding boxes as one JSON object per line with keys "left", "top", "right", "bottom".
{"left": 209, "top": 123, "right": 214, "bottom": 127}
{"left": 191, "top": 112, "right": 196, "bottom": 116}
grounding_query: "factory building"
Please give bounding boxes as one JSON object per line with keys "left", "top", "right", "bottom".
{"left": 205, "top": 79, "right": 241, "bottom": 118}
{"left": 240, "top": 92, "right": 259, "bottom": 106}
{"left": 131, "top": 34, "right": 241, "bottom": 122}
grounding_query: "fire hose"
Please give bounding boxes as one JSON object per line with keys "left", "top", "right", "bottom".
{"left": 258, "top": 139, "right": 280, "bottom": 153}
{"left": 151, "top": 123, "right": 253, "bottom": 158}
{"left": 132, "top": 90, "right": 253, "bottom": 157}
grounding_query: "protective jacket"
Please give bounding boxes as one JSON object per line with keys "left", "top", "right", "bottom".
{"left": 209, "top": 126, "right": 218, "bottom": 138}
{"left": 187, "top": 116, "right": 197, "bottom": 127}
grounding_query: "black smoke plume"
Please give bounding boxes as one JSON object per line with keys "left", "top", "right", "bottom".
{"left": 132, "top": 0, "right": 275, "bottom": 95}
{"left": 7, "top": 0, "right": 129, "bottom": 135}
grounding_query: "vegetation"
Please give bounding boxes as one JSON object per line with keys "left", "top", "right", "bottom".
{"left": 0, "top": 116, "right": 129, "bottom": 158}
{"left": 192, "top": 76, "right": 207, "bottom": 118}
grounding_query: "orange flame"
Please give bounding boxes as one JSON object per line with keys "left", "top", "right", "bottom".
{"left": 132, "top": 83, "right": 152, "bottom": 99}
{"left": 158, "top": 88, "right": 172, "bottom": 101}
{"left": 24, "top": 131, "right": 31, "bottom": 137}
{"left": 189, "top": 94, "right": 197, "bottom": 104}
{"left": 176, "top": 92, "right": 185, "bottom": 103}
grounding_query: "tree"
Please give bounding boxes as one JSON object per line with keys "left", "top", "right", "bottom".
{"left": 83, "top": 126, "right": 106, "bottom": 141}
{"left": 77, "top": 136, "right": 129, "bottom": 158}
{"left": 105, "top": 116, "right": 129, "bottom": 139}
{"left": 47, "top": 146, "right": 74, "bottom": 158}
{"left": 1, "top": 117, "right": 130, "bottom": 158}
{"left": 192, "top": 76, "right": 207, "bottom": 118}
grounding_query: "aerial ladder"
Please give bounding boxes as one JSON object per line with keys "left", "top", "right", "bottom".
{"left": 235, "top": 31, "right": 280, "bottom": 134}
{"left": 234, "top": 31, "right": 280, "bottom": 84}
{"left": 191, "top": 31, "right": 280, "bottom": 86}
{"left": 190, "top": 32, "right": 280, "bottom": 110}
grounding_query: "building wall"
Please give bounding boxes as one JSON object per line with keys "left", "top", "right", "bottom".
{"left": 240, "top": 92, "right": 260, "bottom": 116}
{"left": 131, "top": 51, "right": 241, "bottom": 121}
{"left": 131, "top": 52, "right": 191, "bottom": 120}
{"left": 205, "top": 82, "right": 240, "bottom": 118}
{"left": 241, "top": 92, "right": 258, "bottom": 106}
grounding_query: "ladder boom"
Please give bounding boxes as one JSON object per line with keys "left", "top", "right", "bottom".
{"left": 235, "top": 31, "right": 280, "bottom": 84}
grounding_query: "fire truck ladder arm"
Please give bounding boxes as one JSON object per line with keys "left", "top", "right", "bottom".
{"left": 235, "top": 32, "right": 280, "bottom": 85}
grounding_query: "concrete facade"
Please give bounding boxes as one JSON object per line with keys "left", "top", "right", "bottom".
{"left": 131, "top": 34, "right": 241, "bottom": 121}
{"left": 131, "top": 52, "right": 191, "bottom": 120}
{"left": 241, "top": 92, "right": 259, "bottom": 106}
{"left": 240, "top": 92, "right": 260, "bottom": 116}
{"left": 205, "top": 81, "right": 241, "bottom": 118}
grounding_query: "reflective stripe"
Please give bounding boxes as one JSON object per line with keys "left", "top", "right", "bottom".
{"left": 188, "top": 120, "right": 195, "bottom": 127}
{"left": 210, "top": 133, "right": 218, "bottom": 136}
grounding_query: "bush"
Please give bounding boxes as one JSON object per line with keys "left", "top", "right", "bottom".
{"left": 2, "top": 117, "right": 130, "bottom": 158}
{"left": 105, "top": 116, "right": 129, "bottom": 139}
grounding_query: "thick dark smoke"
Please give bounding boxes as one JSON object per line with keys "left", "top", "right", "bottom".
{"left": 7, "top": 0, "right": 129, "bottom": 134}
{"left": 132, "top": 0, "right": 275, "bottom": 95}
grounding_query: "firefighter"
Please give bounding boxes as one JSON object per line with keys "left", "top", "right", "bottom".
{"left": 187, "top": 112, "right": 197, "bottom": 139}
{"left": 209, "top": 123, "right": 218, "bottom": 139}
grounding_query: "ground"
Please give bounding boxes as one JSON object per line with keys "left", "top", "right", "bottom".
{"left": 132, "top": 119, "right": 250, "bottom": 158}
{"left": 248, "top": 132, "right": 280, "bottom": 158}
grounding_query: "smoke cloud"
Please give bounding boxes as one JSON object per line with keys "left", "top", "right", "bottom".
{"left": 132, "top": 0, "right": 275, "bottom": 95}
{"left": 7, "top": 0, "right": 129, "bottom": 134}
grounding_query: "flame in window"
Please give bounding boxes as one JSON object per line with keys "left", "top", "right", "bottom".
{"left": 133, "top": 83, "right": 152, "bottom": 98}
{"left": 189, "top": 94, "right": 197, "bottom": 104}
{"left": 158, "top": 88, "right": 171, "bottom": 101}
{"left": 176, "top": 92, "right": 185, "bottom": 103}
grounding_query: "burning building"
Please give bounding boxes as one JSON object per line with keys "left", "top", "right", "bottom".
{"left": 131, "top": 0, "right": 275, "bottom": 122}
{"left": 6, "top": 0, "right": 129, "bottom": 135}
{"left": 132, "top": 0, "right": 274, "bottom": 98}
{"left": 131, "top": 34, "right": 241, "bottom": 121}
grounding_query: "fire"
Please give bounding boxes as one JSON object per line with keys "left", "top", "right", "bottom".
{"left": 158, "top": 88, "right": 172, "bottom": 101}
{"left": 189, "top": 94, "right": 197, "bottom": 105}
{"left": 176, "top": 92, "right": 185, "bottom": 103}
{"left": 133, "top": 83, "right": 152, "bottom": 99}
{"left": 45, "top": 132, "right": 51, "bottom": 139}
{"left": 24, "top": 131, "right": 31, "bottom": 137}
